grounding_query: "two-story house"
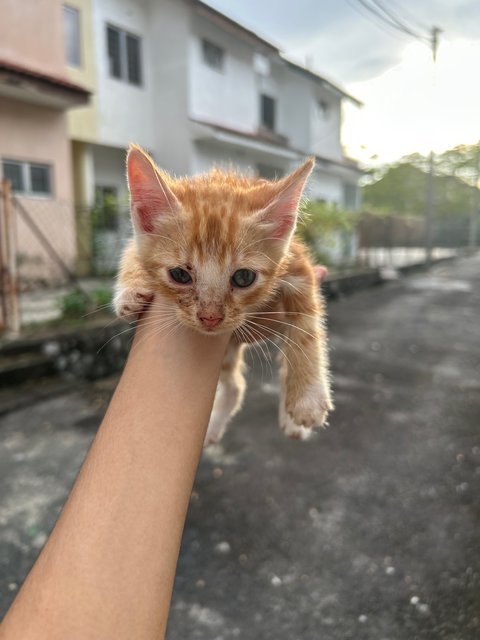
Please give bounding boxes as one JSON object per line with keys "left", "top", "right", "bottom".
{"left": 64, "top": 0, "right": 362, "bottom": 272}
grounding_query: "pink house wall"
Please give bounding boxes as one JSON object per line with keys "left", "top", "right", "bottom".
{"left": 0, "top": 0, "right": 66, "bottom": 78}
{"left": 0, "top": 97, "right": 76, "bottom": 284}
{"left": 0, "top": 0, "right": 79, "bottom": 285}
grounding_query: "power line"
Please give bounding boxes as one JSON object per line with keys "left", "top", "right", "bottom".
{"left": 369, "top": 0, "right": 428, "bottom": 41}
{"left": 344, "top": 0, "right": 413, "bottom": 43}
{"left": 353, "top": 0, "right": 430, "bottom": 43}
{"left": 349, "top": 0, "right": 429, "bottom": 43}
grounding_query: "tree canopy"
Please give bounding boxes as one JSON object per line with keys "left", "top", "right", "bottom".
{"left": 362, "top": 143, "right": 479, "bottom": 218}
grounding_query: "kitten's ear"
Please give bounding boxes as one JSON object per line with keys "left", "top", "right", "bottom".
{"left": 258, "top": 158, "right": 315, "bottom": 242}
{"left": 127, "top": 144, "right": 180, "bottom": 234}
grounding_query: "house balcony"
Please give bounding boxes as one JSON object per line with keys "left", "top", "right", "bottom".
{"left": 190, "top": 118, "right": 298, "bottom": 162}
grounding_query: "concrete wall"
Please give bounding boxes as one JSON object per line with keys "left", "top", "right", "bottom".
{"left": 0, "top": 0, "right": 66, "bottom": 78}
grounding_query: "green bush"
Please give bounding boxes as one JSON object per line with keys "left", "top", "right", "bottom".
{"left": 90, "top": 286, "right": 113, "bottom": 309}
{"left": 60, "top": 286, "right": 113, "bottom": 319}
{"left": 60, "top": 289, "right": 91, "bottom": 319}
{"left": 297, "top": 201, "right": 355, "bottom": 264}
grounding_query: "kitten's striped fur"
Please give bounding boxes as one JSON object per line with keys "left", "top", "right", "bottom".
{"left": 115, "top": 145, "right": 333, "bottom": 445}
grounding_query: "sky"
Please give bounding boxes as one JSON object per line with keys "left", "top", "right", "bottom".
{"left": 203, "top": 0, "right": 480, "bottom": 165}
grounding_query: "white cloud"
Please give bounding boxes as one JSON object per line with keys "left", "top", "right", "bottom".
{"left": 343, "top": 39, "right": 480, "bottom": 163}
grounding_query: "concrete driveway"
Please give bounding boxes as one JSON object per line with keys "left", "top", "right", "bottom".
{"left": 1, "top": 255, "right": 479, "bottom": 639}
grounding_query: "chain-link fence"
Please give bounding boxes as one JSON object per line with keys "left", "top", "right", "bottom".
{"left": 0, "top": 181, "right": 132, "bottom": 331}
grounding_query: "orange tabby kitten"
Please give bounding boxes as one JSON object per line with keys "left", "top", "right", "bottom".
{"left": 115, "top": 145, "right": 333, "bottom": 445}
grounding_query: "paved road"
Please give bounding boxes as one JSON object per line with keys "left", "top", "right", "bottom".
{"left": 1, "top": 256, "right": 479, "bottom": 639}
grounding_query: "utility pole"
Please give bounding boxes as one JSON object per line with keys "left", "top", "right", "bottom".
{"left": 425, "top": 26, "right": 442, "bottom": 266}
{"left": 469, "top": 142, "right": 480, "bottom": 251}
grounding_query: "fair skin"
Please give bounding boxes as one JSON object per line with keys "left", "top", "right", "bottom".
{"left": 0, "top": 265, "right": 328, "bottom": 637}
{"left": 0, "top": 302, "right": 230, "bottom": 640}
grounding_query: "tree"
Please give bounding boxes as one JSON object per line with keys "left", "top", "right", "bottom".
{"left": 362, "top": 144, "right": 479, "bottom": 218}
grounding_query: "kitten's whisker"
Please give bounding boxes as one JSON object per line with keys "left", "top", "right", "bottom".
{"left": 245, "top": 319, "right": 312, "bottom": 366}
{"left": 247, "top": 315, "right": 318, "bottom": 340}
{"left": 246, "top": 311, "right": 317, "bottom": 320}
{"left": 130, "top": 316, "right": 180, "bottom": 353}
{"left": 96, "top": 325, "right": 136, "bottom": 354}
{"left": 81, "top": 302, "right": 115, "bottom": 318}
{"left": 239, "top": 324, "right": 272, "bottom": 380}
{"left": 241, "top": 323, "right": 273, "bottom": 380}
{"left": 237, "top": 324, "right": 264, "bottom": 378}
{"left": 244, "top": 321, "right": 294, "bottom": 371}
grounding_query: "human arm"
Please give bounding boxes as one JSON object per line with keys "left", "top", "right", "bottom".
{"left": 0, "top": 305, "right": 230, "bottom": 640}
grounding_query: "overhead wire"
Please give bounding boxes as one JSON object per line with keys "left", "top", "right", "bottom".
{"left": 349, "top": 0, "right": 431, "bottom": 44}
{"left": 344, "top": 0, "right": 413, "bottom": 43}
{"left": 369, "top": 0, "right": 429, "bottom": 40}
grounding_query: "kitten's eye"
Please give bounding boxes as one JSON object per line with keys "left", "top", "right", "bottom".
{"left": 231, "top": 269, "right": 256, "bottom": 288}
{"left": 169, "top": 267, "right": 192, "bottom": 284}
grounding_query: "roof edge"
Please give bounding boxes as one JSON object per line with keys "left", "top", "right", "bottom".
{"left": 283, "top": 59, "right": 363, "bottom": 107}
{"left": 0, "top": 59, "right": 90, "bottom": 99}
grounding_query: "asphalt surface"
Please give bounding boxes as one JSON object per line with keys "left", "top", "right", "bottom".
{"left": 1, "top": 255, "right": 479, "bottom": 639}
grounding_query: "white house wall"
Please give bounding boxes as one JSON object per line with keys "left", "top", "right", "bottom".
{"left": 189, "top": 14, "right": 258, "bottom": 133}
{"left": 309, "top": 90, "right": 343, "bottom": 161}
{"left": 92, "top": 0, "right": 156, "bottom": 150}
{"left": 149, "top": 0, "right": 191, "bottom": 175}
{"left": 191, "top": 141, "right": 256, "bottom": 176}
{"left": 308, "top": 170, "right": 344, "bottom": 205}
{"left": 277, "top": 69, "right": 311, "bottom": 153}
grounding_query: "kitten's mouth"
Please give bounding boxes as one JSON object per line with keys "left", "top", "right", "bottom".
{"left": 198, "top": 315, "right": 224, "bottom": 331}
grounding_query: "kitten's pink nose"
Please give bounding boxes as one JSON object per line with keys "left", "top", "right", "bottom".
{"left": 198, "top": 314, "right": 224, "bottom": 329}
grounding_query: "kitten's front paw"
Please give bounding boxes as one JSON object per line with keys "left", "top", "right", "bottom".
{"left": 286, "top": 383, "right": 333, "bottom": 429}
{"left": 279, "top": 402, "right": 312, "bottom": 441}
{"left": 114, "top": 287, "right": 154, "bottom": 319}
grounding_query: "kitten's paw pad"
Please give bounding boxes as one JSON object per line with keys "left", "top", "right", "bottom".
{"left": 279, "top": 404, "right": 312, "bottom": 441}
{"left": 114, "top": 288, "right": 154, "bottom": 319}
{"left": 287, "top": 384, "right": 333, "bottom": 428}
{"left": 280, "top": 413, "right": 312, "bottom": 441}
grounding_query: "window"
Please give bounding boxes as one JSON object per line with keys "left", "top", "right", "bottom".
{"left": 2, "top": 160, "right": 52, "bottom": 196}
{"left": 94, "top": 186, "right": 119, "bottom": 230}
{"left": 202, "top": 39, "right": 224, "bottom": 71}
{"left": 106, "top": 25, "right": 142, "bottom": 86}
{"left": 260, "top": 94, "right": 276, "bottom": 131}
{"left": 64, "top": 5, "right": 81, "bottom": 67}
{"left": 317, "top": 99, "right": 330, "bottom": 119}
{"left": 343, "top": 183, "right": 358, "bottom": 210}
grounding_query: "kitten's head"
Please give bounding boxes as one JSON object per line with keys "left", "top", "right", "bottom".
{"left": 127, "top": 145, "right": 314, "bottom": 335}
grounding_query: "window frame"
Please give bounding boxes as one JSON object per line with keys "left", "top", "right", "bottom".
{"left": 2, "top": 159, "right": 54, "bottom": 198}
{"left": 64, "top": 4, "right": 82, "bottom": 68}
{"left": 106, "top": 23, "right": 143, "bottom": 87}
{"left": 260, "top": 93, "right": 276, "bottom": 132}
{"left": 316, "top": 99, "right": 331, "bottom": 120}
{"left": 201, "top": 38, "right": 225, "bottom": 72}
